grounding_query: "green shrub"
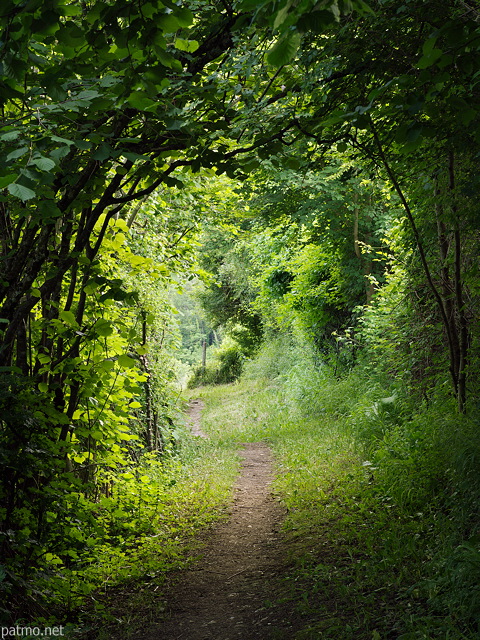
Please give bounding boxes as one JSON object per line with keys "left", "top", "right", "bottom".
{"left": 188, "top": 341, "right": 244, "bottom": 388}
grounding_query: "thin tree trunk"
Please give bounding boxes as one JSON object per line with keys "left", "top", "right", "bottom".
{"left": 369, "top": 118, "right": 467, "bottom": 409}
{"left": 449, "top": 151, "right": 469, "bottom": 413}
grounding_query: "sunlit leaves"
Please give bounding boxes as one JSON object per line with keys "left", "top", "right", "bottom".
{"left": 174, "top": 38, "right": 199, "bottom": 53}
{"left": 93, "top": 319, "right": 114, "bottom": 337}
{"left": 117, "top": 354, "right": 136, "bottom": 369}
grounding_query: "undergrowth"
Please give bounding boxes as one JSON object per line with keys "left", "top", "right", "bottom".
{"left": 193, "top": 335, "right": 480, "bottom": 639}
{"left": 13, "top": 429, "right": 239, "bottom": 638}
{"left": 25, "top": 332, "right": 479, "bottom": 639}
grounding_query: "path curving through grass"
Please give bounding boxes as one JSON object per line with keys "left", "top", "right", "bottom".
{"left": 148, "top": 442, "right": 297, "bottom": 639}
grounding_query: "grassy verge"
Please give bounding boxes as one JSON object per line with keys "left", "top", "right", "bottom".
{"left": 36, "top": 424, "right": 240, "bottom": 639}
{"left": 190, "top": 371, "right": 479, "bottom": 640}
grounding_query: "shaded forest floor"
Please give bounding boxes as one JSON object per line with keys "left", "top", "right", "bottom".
{"left": 83, "top": 379, "right": 478, "bottom": 640}
{"left": 147, "top": 442, "right": 303, "bottom": 640}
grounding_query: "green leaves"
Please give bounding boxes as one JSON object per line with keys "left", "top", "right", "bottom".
{"left": 117, "top": 354, "right": 136, "bottom": 369}
{"left": 174, "top": 38, "right": 199, "bottom": 53}
{"left": 126, "top": 91, "right": 157, "bottom": 111}
{"left": 59, "top": 310, "right": 78, "bottom": 326}
{"left": 7, "top": 183, "right": 36, "bottom": 201}
{"left": 94, "top": 319, "right": 114, "bottom": 337}
{"left": 6, "top": 146, "right": 29, "bottom": 162}
{"left": 417, "top": 47, "right": 444, "bottom": 69}
{"left": 267, "top": 30, "right": 302, "bottom": 66}
{"left": 30, "top": 156, "right": 56, "bottom": 172}
{"left": 0, "top": 174, "right": 18, "bottom": 189}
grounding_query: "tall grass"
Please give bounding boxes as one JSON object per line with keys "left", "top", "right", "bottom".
{"left": 63, "top": 331, "right": 480, "bottom": 639}
{"left": 194, "top": 333, "right": 480, "bottom": 638}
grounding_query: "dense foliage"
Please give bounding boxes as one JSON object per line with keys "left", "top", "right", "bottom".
{"left": 0, "top": 0, "right": 479, "bottom": 634}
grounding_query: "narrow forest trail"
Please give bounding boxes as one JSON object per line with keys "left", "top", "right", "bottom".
{"left": 144, "top": 403, "right": 303, "bottom": 640}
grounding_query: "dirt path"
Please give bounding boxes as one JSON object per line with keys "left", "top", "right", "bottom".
{"left": 145, "top": 403, "right": 299, "bottom": 639}
{"left": 186, "top": 399, "right": 208, "bottom": 438}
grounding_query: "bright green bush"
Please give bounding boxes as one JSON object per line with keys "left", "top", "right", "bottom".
{"left": 188, "top": 340, "right": 244, "bottom": 387}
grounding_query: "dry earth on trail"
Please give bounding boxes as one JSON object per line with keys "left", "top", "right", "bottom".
{"left": 185, "top": 399, "right": 208, "bottom": 438}
{"left": 140, "top": 402, "right": 306, "bottom": 640}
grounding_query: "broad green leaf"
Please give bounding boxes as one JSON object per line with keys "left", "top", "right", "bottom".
{"left": 94, "top": 319, "right": 114, "bottom": 337}
{"left": 173, "top": 7, "right": 194, "bottom": 27}
{"left": 417, "top": 48, "right": 443, "bottom": 69}
{"left": 422, "top": 35, "right": 438, "bottom": 56}
{"left": 74, "top": 140, "right": 92, "bottom": 150}
{"left": 92, "top": 143, "right": 114, "bottom": 162}
{"left": 59, "top": 4, "right": 82, "bottom": 16}
{"left": 98, "top": 359, "right": 115, "bottom": 371}
{"left": 157, "top": 13, "right": 182, "bottom": 32}
{"left": 59, "top": 310, "right": 78, "bottom": 326}
{"left": 114, "top": 219, "right": 129, "bottom": 232}
{"left": 267, "top": 31, "right": 302, "bottom": 66}
{"left": 0, "top": 173, "right": 18, "bottom": 188}
{"left": 57, "top": 23, "right": 85, "bottom": 46}
{"left": 30, "top": 156, "right": 56, "bottom": 171}
{"left": 117, "top": 354, "right": 136, "bottom": 368}
{"left": 51, "top": 146, "right": 71, "bottom": 163}
{"left": 6, "top": 146, "right": 29, "bottom": 161}
{"left": 141, "top": 2, "right": 158, "bottom": 18}
{"left": 51, "top": 135, "right": 75, "bottom": 145}
{"left": 7, "top": 183, "right": 36, "bottom": 200}
{"left": 165, "top": 118, "right": 186, "bottom": 130}
{"left": 0, "top": 131, "right": 20, "bottom": 141}
{"left": 273, "top": 2, "right": 292, "bottom": 30}
{"left": 126, "top": 91, "right": 157, "bottom": 110}
{"left": 156, "top": 49, "right": 183, "bottom": 70}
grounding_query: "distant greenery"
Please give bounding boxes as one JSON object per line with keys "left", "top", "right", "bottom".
{"left": 188, "top": 338, "right": 245, "bottom": 388}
